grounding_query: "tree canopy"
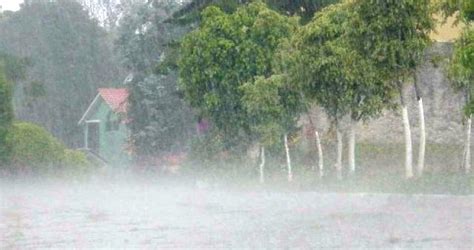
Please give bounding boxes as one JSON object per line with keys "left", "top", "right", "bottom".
{"left": 179, "top": 2, "right": 298, "bottom": 149}
{"left": 286, "top": 2, "right": 394, "bottom": 123}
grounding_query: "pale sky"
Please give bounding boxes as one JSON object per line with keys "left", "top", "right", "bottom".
{"left": 0, "top": 0, "right": 24, "bottom": 11}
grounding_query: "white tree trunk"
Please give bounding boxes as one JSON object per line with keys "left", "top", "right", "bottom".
{"left": 464, "top": 115, "right": 472, "bottom": 173}
{"left": 315, "top": 131, "right": 324, "bottom": 178}
{"left": 402, "top": 106, "right": 414, "bottom": 179}
{"left": 336, "top": 128, "right": 343, "bottom": 180}
{"left": 284, "top": 133, "right": 292, "bottom": 182}
{"left": 348, "top": 120, "right": 356, "bottom": 175}
{"left": 417, "top": 98, "right": 426, "bottom": 177}
{"left": 259, "top": 146, "right": 265, "bottom": 184}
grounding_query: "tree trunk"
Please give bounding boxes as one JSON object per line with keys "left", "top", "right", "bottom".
{"left": 414, "top": 78, "right": 426, "bottom": 177}
{"left": 284, "top": 133, "right": 292, "bottom": 182}
{"left": 463, "top": 115, "right": 472, "bottom": 174}
{"left": 399, "top": 81, "right": 414, "bottom": 179}
{"left": 348, "top": 120, "right": 356, "bottom": 175}
{"left": 259, "top": 146, "right": 265, "bottom": 184}
{"left": 416, "top": 98, "right": 426, "bottom": 177}
{"left": 336, "top": 127, "right": 343, "bottom": 180}
{"left": 315, "top": 131, "right": 324, "bottom": 178}
{"left": 402, "top": 106, "right": 414, "bottom": 179}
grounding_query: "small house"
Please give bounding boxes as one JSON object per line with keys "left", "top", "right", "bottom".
{"left": 78, "top": 88, "right": 131, "bottom": 167}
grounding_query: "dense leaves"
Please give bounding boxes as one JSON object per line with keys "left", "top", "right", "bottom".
{"left": 172, "top": 0, "right": 340, "bottom": 24}
{"left": 179, "top": 2, "right": 298, "bottom": 149}
{"left": 449, "top": 27, "right": 474, "bottom": 116}
{"left": 0, "top": 64, "right": 13, "bottom": 165}
{"left": 4, "top": 122, "right": 90, "bottom": 173}
{"left": 241, "top": 75, "right": 302, "bottom": 146}
{"left": 287, "top": 2, "right": 395, "bottom": 123}
{"left": 352, "top": 0, "right": 435, "bottom": 83}
{"left": 116, "top": 0, "right": 195, "bottom": 160}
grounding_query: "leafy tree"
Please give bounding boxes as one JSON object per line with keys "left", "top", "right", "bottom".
{"left": 116, "top": 0, "right": 195, "bottom": 162}
{"left": 438, "top": 0, "right": 474, "bottom": 22}
{"left": 352, "top": 0, "right": 435, "bottom": 178}
{"left": 0, "top": 63, "right": 13, "bottom": 166}
{"left": 0, "top": 0, "right": 122, "bottom": 147}
{"left": 179, "top": 2, "right": 298, "bottom": 152}
{"left": 241, "top": 74, "right": 303, "bottom": 181}
{"left": 172, "top": 0, "right": 340, "bottom": 24}
{"left": 445, "top": 0, "right": 473, "bottom": 173}
{"left": 287, "top": 2, "right": 395, "bottom": 178}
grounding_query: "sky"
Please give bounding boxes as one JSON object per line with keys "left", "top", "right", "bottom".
{"left": 0, "top": 0, "right": 23, "bottom": 11}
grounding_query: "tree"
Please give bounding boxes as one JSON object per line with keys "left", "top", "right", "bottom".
{"left": 0, "top": 52, "right": 26, "bottom": 167}
{"left": 450, "top": 28, "right": 474, "bottom": 173}
{"left": 241, "top": 75, "right": 303, "bottom": 182}
{"left": 0, "top": 63, "right": 13, "bottom": 166}
{"left": 352, "top": 0, "right": 435, "bottom": 178}
{"left": 172, "top": 0, "right": 340, "bottom": 24}
{"left": 179, "top": 2, "right": 298, "bottom": 152}
{"left": 116, "top": 0, "right": 195, "bottom": 162}
{"left": 287, "top": 2, "right": 394, "bottom": 179}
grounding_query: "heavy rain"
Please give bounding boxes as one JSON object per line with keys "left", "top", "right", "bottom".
{"left": 0, "top": 0, "right": 473, "bottom": 249}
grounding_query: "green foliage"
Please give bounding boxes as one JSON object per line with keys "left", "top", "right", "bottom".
{"left": 287, "top": 2, "right": 395, "bottom": 122}
{"left": 172, "top": 0, "right": 340, "bottom": 24}
{"left": 189, "top": 129, "right": 226, "bottom": 163}
{"left": 449, "top": 27, "right": 474, "bottom": 116}
{"left": 4, "top": 122, "right": 90, "bottom": 173}
{"left": 352, "top": 0, "right": 435, "bottom": 82}
{"left": 179, "top": 2, "right": 298, "bottom": 149}
{"left": 438, "top": 0, "right": 474, "bottom": 22}
{"left": 116, "top": 1, "right": 195, "bottom": 159}
{"left": 0, "top": 64, "right": 13, "bottom": 165}
{"left": 241, "top": 75, "right": 302, "bottom": 146}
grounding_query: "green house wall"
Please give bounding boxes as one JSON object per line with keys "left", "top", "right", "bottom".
{"left": 87, "top": 100, "right": 131, "bottom": 167}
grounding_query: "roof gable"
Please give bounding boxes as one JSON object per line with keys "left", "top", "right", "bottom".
{"left": 78, "top": 88, "right": 129, "bottom": 125}
{"left": 98, "top": 88, "right": 128, "bottom": 113}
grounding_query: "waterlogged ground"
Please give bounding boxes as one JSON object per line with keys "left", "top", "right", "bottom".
{"left": 1, "top": 178, "right": 473, "bottom": 249}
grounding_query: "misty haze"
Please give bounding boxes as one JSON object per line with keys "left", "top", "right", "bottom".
{"left": 0, "top": 0, "right": 473, "bottom": 249}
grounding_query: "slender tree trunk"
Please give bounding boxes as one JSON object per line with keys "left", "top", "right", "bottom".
{"left": 414, "top": 78, "right": 426, "bottom": 177}
{"left": 416, "top": 98, "right": 426, "bottom": 177}
{"left": 284, "top": 133, "right": 292, "bottom": 182}
{"left": 463, "top": 115, "right": 472, "bottom": 173}
{"left": 399, "top": 81, "right": 414, "bottom": 179}
{"left": 348, "top": 119, "right": 356, "bottom": 175}
{"left": 315, "top": 131, "right": 324, "bottom": 178}
{"left": 259, "top": 146, "right": 265, "bottom": 184}
{"left": 336, "top": 126, "right": 343, "bottom": 180}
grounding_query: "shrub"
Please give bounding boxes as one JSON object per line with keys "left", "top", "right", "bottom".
{"left": 4, "top": 122, "right": 90, "bottom": 173}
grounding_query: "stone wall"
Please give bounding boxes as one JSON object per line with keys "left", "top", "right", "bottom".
{"left": 302, "top": 42, "right": 468, "bottom": 145}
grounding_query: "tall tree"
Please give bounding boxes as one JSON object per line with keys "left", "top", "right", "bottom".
{"left": 179, "top": 2, "right": 298, "bottom": 152}
{"left": 352, "top": 0, "right": 435, "bottom": 178}
{"left": 0, "top": 0, "right": 122, "bottom": 147}
{"left": 288, "top": 2, "right": 394, "bottom": 179}
{"left": 116, "top": 0, "right": 195, "bottom": 162}
{"left": 450, "top": 28, "right": 474, "bottom": 173}
{"left": 0, "top": 52, "right": 28, "bottom": 167}
{"left": 171, "top": 0, "right": 340, "bottom": 24}
{"left": 0, "top": 63, "right": 13, "bottom": 166}
{"left": 444, "top": 0, "right": 473, "bottom": 173}
{"left": 241, "top": 75, "right": 303, "bottom": 182}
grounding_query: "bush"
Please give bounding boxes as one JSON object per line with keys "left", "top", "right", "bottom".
{"left": 4, "top": 122, "right": 90, "bottom": 174}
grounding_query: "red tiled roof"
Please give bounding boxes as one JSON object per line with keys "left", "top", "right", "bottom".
{"left": 98, "top": 88, "right": 128, "bottom": 113}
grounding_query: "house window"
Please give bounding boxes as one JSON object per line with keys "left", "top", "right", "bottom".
{"left": 106, "top": 112, "right": 120, "bottom": 131}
